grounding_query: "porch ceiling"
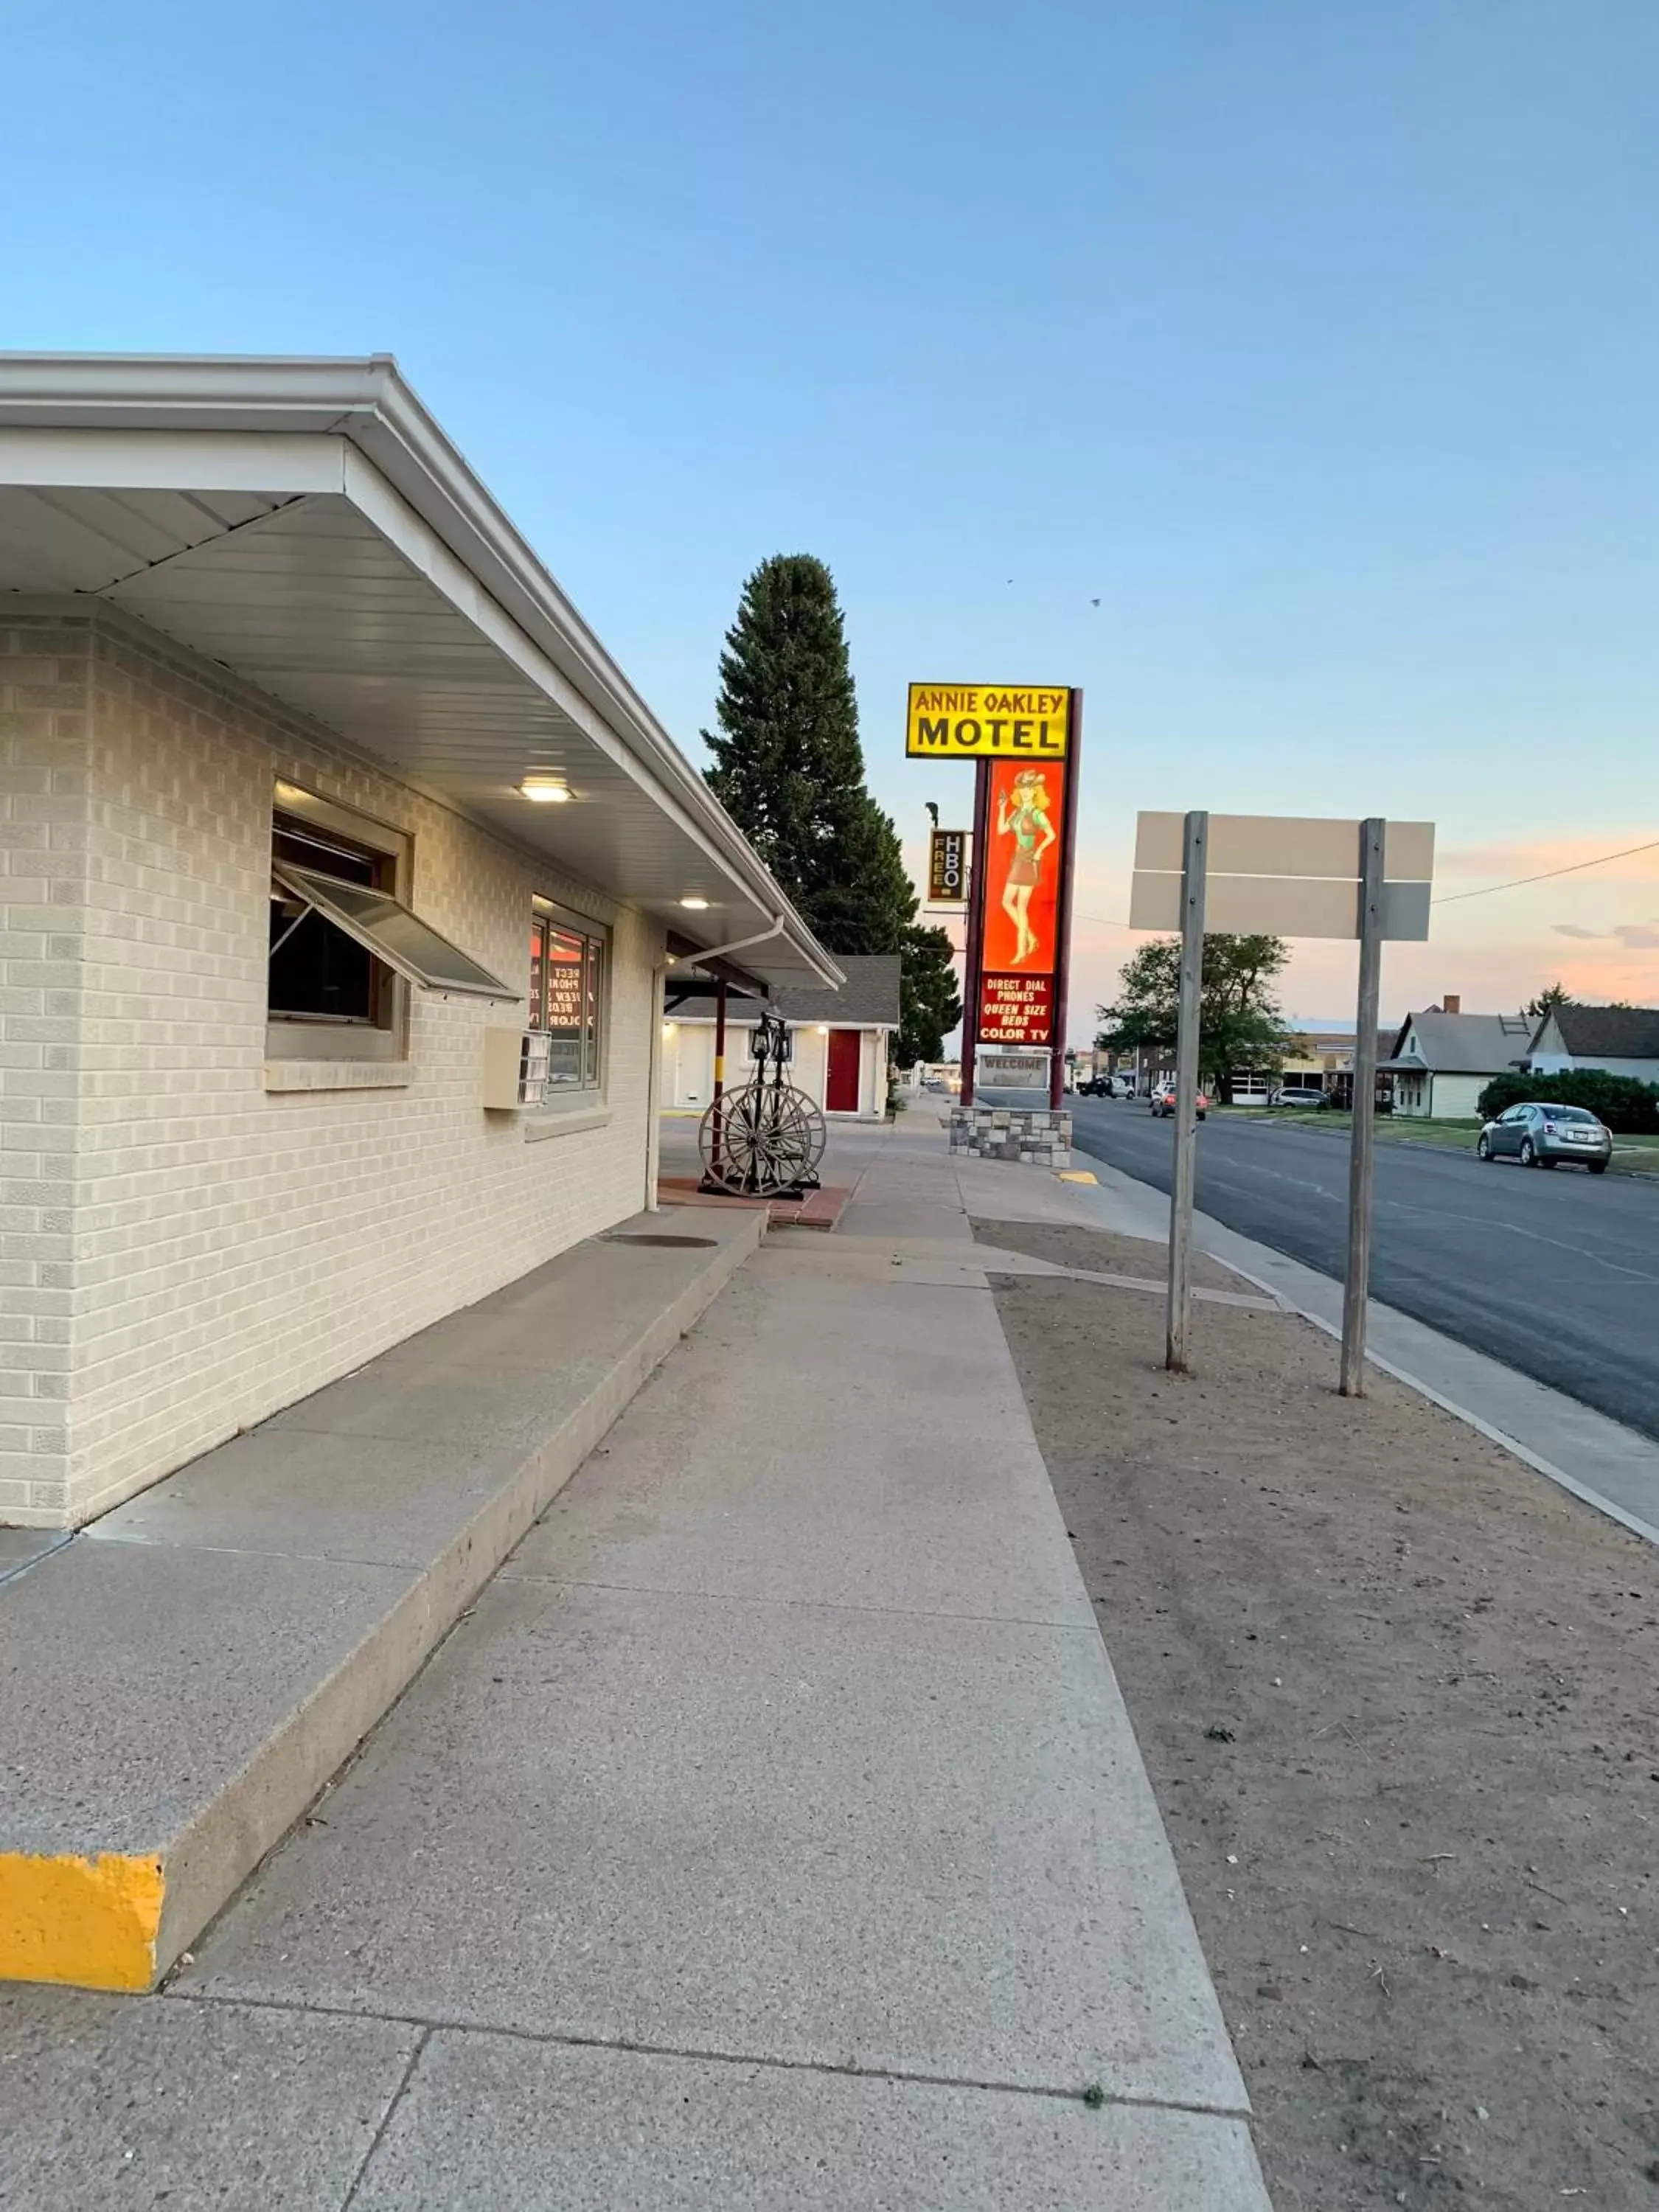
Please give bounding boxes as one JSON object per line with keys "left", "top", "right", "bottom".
{"left": 0, "top": 357, "right": 839, "bottom": 995}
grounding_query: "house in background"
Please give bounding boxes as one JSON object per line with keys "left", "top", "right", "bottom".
{"left": 1521, "top": 1005, "right": 1659, "bottom": 1085}
{"left": 1380, "top": 995, "right": 1534, "bottom": 1118}
{"left": 660, "top": 954, "right": 900, "bottom": 1120}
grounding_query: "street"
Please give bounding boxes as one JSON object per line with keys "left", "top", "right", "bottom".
{"left": 1031, "top": 1093, "right": 1659, "bottom": 1441}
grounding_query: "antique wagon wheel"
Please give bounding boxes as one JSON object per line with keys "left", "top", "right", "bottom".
{"left": 698, "top": 1079, "right": 826, "bottom": 1196}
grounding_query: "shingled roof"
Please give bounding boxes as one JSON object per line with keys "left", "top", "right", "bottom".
{"left": 1540, "top": 1004, "right": 1659, "bottom": 1060}
{"left": 1381, "top": 1009, "right": 1534, "bottom": 1074}
{"left": 676, "top": 954, "right": 902, "bottom": 1029}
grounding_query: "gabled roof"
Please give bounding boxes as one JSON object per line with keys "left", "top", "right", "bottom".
{"left": 770, "top": 955, "right": 902, "bottom": 1028}
{"left": 1382, "top": 1009, "right": 1533, "bottom": 1074}
{"left": 675, "top": 953, "right": 902, "bottom": 1029}
{"left": 1539, "top": 1004, "right": 1659, "bottom": 1060}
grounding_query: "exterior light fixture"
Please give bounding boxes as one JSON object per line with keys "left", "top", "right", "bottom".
{"left": 518, "top": 776, "right": 571, "bottom": 804}
{"left": 679, "top": 895, "right": 710, "bottom": 910}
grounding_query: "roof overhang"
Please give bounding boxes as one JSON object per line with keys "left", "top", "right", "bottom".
{"left": 0, "top": 352, "right": 840, "bottom": 995}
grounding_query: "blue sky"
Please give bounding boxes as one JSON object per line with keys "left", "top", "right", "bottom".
{"left": 4, "top": 0, "right": 1657, "bottom": 1029}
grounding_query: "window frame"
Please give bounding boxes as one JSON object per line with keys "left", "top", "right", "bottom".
{"left": 267, "top": 790, "right": 412, "bottom": 1064}
{"left": 527, "top": 898, "right": 608, "bottom": 1100}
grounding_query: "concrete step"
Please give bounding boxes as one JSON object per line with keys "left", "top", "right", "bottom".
{"left": 0, "top": 1209, "right": 760, "bottom": 1992}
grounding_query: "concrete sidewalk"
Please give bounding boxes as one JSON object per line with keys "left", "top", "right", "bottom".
{"left": 2, "top": 1113, "right": 1269, "bottom": 2208}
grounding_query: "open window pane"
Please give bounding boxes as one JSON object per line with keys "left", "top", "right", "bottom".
{"left": 270, "top": 897, "right": 378, "bottom": 1021}
{"left": 272, "top": 863, "right": 513, "bottom": 998}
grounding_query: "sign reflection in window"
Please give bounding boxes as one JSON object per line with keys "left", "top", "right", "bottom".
{"left": 529, "top": 912, "right": 603, "bottom": 1091}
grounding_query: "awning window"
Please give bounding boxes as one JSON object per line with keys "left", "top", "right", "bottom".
{"left": 270, "top": 862, "right": 515, "bottom": 999}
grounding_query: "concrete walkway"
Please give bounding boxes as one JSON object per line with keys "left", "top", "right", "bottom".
{"left": 2, "top": 1114, "right": 1269, "bottom": 2208}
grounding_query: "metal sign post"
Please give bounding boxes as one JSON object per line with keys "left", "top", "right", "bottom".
{"left": 1165, "top": 810, "right": 1208, "bottom": 1373}
{"left": 1048, "top": 689, "right": 1083, "bottom": 1110}
{"left": 1340, "top": 818, "right": 1386, "bottom": 1395}
{"left": 959, "top": 760, "right": 992, "bottom": 1107}
{"left": 1133, "top": 805, "right": 1433, "bottom": 1387}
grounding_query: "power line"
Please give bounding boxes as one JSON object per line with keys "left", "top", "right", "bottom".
{"left": 1430, "top": 835, "right": 1659, "bottom": 906}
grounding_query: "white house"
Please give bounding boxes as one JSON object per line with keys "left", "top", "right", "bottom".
{"left": 1522, "top": 1005, "right": 1659, "bottom": 1084}
{"left": 660, "top": 955, "right": 900, "bottom": 1120}
{"left": 0, "top": 352, "right": 838, "bottom": 1528}
{"left": 1380, "top": 998, "right": 1534, "bottom": 1119}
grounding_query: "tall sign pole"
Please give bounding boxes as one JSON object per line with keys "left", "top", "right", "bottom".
{"left": 1048, "top": 689, "right": 1083, "bottom": 1110}
{"left": 1165, "top": 810, "right": 1208, "bottom": 1374}
{"left": 959, "top": 759, "right": 992, "bottom": 1109}
{"left": 1340, "top": 817, "right": 1386, "bottom": 1396}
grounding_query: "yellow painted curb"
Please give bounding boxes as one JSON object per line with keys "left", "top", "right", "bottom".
{"left": 1057, "top": 1169, "right": 1099, "bottom": 1184}
{"left": 0, "top": 1851, "right": 164, "bottom": 1990}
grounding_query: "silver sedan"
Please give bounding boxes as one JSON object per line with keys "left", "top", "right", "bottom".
{"left": 1476, "top": 1102, "right": 1612, "bottom": 1173}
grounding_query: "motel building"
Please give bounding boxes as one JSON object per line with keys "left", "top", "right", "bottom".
{"left": 658, "top": 955, "right": 900, "bottom": 1121}
{"left": 0, "top": 353, "right": 840, "bottom": 1534}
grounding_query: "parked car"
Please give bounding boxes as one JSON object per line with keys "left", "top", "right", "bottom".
{"left": 1476, "top": 1101, "right": 1611, "bottom": 1173}
{"left": 1150, "top": 1086, "right": 1208, "bottom": 1119}
{"left": 1272, "top": 1085, "right": 1328, "bottom": 1108}
{"left": 1077, "top": 1073, "right": 1134, "bottom": 1098}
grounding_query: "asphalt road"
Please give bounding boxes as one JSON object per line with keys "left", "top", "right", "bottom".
{"left": 1010, "top": 1091, "right": 1659, "bottom": 1441}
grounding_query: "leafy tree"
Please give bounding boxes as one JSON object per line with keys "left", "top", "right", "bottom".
{"left": 894, "top": 922, "right": 962, "bottom": 1065}
{"left": 1096, "top": 934, "right": 1297, "bottom": 1102}
{"left": 1524, "top": 981, "right": 1576, "bottom": 1020}
{"left": 1476, "top": 1068, "right": 1659, "bottom": 1134}
{"left": 703, "top": 554, "right": 947, "bottom": 1056}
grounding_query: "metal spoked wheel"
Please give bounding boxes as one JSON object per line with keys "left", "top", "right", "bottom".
{"left": 698, "top": 1080, "right": 827, "bottom": 1197}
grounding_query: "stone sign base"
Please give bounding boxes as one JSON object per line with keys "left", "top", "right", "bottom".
{"left": 950, "top": 1105, "right": 1072, "bottom": 1169}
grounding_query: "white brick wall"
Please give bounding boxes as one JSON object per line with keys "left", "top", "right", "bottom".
{"left": 0, "top": 615, "right": 92, "bottom": 1521}
{"left": 3, "top": 605, "right": 665, "bottom": 1528}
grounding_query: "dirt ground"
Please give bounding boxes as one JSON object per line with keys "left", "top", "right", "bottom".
{"left": 975, "top": 1217, "right": 1659, "bottom": 2211}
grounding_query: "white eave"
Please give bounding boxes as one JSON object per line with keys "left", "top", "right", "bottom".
{"left": 0, "top": 352, "right": 841, "bottom": 994}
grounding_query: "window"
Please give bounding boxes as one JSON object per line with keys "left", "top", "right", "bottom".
{"left": 268, "top": 792, "right": 512, "bottom": 1065}
{"left": 270, "top": 816, "right": 395, "bottom": 1026}
{"left": 529, "top": 909, "right": 605, "bottom": 1092}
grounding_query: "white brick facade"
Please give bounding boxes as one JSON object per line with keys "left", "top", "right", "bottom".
{"left": 1, "top": 605, "right": 665, "bottom": 1528}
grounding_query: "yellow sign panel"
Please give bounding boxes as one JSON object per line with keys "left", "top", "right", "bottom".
{"left": 906, "top": 684, "right": 1071, "bottom": 759}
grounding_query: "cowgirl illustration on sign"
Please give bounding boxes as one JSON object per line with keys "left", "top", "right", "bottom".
{"left": 996, "top": 768, "right": 1058, "bottom": 964}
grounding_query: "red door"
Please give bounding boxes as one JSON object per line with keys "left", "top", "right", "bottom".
{"left": 825, "top": 1028, "right": 861, "bottom": 1113}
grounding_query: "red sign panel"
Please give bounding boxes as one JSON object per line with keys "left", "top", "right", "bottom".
{"left": 970, "top": 756, "right": 1068, "bottom": 1046}
{"left": 979, "top": 971, "right": 1054, "bottom": 1046}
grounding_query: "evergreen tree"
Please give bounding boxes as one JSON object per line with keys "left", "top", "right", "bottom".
{"left": 703, "top": 555, "right": 952, "bottom": 1054}
{"left": 896, "top": 922, "right": 963, "bottom": 1065}
{"left": 703, "top": 556, "right": 897, "bottom": 948}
